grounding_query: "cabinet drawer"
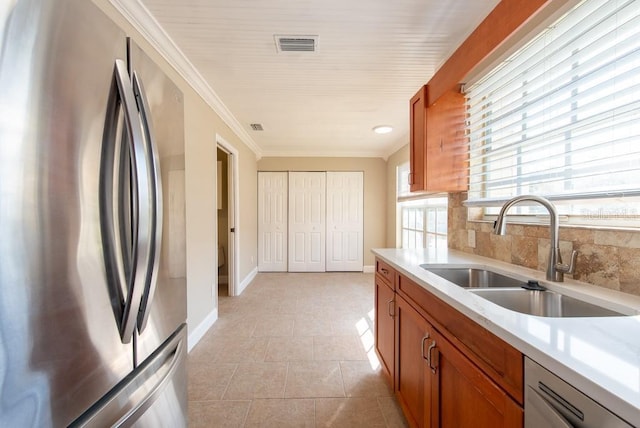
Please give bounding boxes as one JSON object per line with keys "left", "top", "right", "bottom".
{"left": 375, "top": 259, "right": 395, "bottom": 289}
{"left": 397, "top": 273, "right": 523, "bottom": 405}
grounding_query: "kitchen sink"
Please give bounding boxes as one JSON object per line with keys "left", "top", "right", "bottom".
{"left": 468, "top": 288, "right": 624, "bottom": 317}
{"left": 421, "top": 265, "right": 627, "bottom": 317}
{"left": 420, "top": 266, "right": 526, "bottom": 288}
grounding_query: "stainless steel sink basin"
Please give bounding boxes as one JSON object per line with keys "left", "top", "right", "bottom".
{"left": 468, "top": 288, "right": 624, "bottom": 317}
{"left": 421, "top": 266, "right": 526, "bottom": 288}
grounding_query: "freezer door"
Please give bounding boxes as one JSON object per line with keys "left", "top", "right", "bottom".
{"left": 0, "top": 1, "right": 134, "bottom": 427}
{"left": 128, "top": 41, "right": 187, "bottom": 365}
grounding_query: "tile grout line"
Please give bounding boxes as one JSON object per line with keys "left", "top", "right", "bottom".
{"left": 313, "top": 398, "right": 317, "bottom": 428}
{"left": 219, "top": 363, "right": 240, "bottom": 401}
{"left": 240, "top": 399, "right": 252, "bottom": 428}
{"left": 337, "top": 360, "right": 347, "bottom": 399}
{"left": 377, "top": 396, "right": 392, "bottom": 428}
{"left": 283, "top": 361, "right": 290, "bottom": 399}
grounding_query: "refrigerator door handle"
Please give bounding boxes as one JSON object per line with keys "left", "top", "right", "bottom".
{"left": 113, "top": 329, "right": 186, "bottom": 427}
{"left": 132, "top": 71, "right": 163, "bottom": 333}
{"left": 69, "top": 324, "right": 187, "bottom": 428}
{"left": 100, "top": 59, "right": 153, "bottom": 343}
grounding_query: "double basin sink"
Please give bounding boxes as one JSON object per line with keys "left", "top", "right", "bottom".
{"left": 420, "top": 266, "right": 625, "bottom": 317}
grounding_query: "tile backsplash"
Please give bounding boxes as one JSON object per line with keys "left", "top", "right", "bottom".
{"left": 447, "top": 192, "right": 640, "bottom": 297}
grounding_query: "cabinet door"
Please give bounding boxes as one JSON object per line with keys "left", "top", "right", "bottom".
{"left": 375, "top": 277, "right": 395, "bottom": 386}
{"left": 425, "top": 89, "right": 467, "bottom": 192}
{"left": 396, "top": 294, "right": 431, "bottom": 428}
{"left": 409, "top": 85, "right": 427, "bottom": 192}
{"left": 430, "top": 329, "right": 523, "bottom": 428}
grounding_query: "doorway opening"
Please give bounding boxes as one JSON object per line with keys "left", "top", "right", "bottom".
{"left": 217, "top": 137, "right": 239, "bottom": 297}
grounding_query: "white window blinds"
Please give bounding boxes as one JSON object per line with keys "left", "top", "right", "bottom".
{"left": 465, "top": 0, "right": 640, "bottom": 209}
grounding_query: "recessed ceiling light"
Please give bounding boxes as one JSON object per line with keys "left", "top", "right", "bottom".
{"left": 373, "top": 125, "right": 393, "bottom": 134}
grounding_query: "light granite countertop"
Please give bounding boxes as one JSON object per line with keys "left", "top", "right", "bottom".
{"left": 372, "top": 247, "right": 640, "bottom": 425}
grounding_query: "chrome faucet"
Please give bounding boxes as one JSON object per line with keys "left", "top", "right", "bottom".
{"left": 493, "top": 195, "right": 577, "bottom": 282}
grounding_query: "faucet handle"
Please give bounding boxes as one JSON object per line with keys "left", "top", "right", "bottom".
{"left": 556, "top": 250, "right": 578, "bottom": 275}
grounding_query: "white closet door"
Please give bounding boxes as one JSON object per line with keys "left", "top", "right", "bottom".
{"left": 258, "top": 172, "right": 288, "bottom": 272}
{"left": 326, "top": 171, "right": 364, "bottom": 271}
{"left": 288, "top": 172, "right": 326, "bottom": 272}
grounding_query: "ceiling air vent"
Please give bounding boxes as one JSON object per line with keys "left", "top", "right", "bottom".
{"left": 250, "top": 123, "right": 264, "bottom": 131}
{"left": 274, "top": 35, "right": 318, "bottom": 53}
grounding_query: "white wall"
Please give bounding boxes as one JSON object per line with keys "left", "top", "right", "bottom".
{"left": 385, "top": 144, "right": 409, "bottom": 248}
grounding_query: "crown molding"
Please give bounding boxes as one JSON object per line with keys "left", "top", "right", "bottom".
{"left": 109, "top": 0, "right": 263, "bottom": 159}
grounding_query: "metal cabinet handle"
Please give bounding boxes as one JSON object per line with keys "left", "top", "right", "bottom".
{"left": 427, "top": 341, "right": 438, "bottom": 373}
{"left": 421, "top": 334, "right": 431, "bottom": 361}
{"left": 387, "top": 299, "right": 395, "bottom": 317}
{"left": 380, "top": 268, "right": 389, "bottom": 275}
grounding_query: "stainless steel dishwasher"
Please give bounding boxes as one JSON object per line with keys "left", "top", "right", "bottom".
{"left": 525, "top": 357, "right": 635, "bottom": 428}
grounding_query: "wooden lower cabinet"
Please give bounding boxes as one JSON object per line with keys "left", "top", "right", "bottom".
{"left": 373, "top": 261, "right": 523, "bottom": 428}
{"left": 428, "top": 328, "right": 523, "bottom": 428}
{"left": 375, "top": 276, "right": 395, "bottom": 385}
{"left": 395, "top": 294, "right": 432, "bottom": 428}
{"left": 394, "top": 285, "right": 522, "bottom": 428}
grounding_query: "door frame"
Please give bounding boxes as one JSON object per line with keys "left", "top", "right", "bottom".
{"left": 217, "top": 135, "right": 239, "bottom": 296}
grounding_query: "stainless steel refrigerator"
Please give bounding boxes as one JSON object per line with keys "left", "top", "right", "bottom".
{"left": 0, "top": 0, "right": 188, "bottom": 426}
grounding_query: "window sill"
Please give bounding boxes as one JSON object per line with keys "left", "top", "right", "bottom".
{"left": 467, "top": 217, "right": 640, "bottom": 233}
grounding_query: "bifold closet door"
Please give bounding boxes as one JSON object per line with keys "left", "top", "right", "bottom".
{"left": 288, "top": 172, "right": 326, "bottom": 272}
{"left": 326, "top": 171, "right": 363, "bottom": 271}
{"left": 258, "top": 172, "right": 288, "bottom": 272}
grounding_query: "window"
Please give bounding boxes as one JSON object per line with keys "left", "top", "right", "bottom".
{"left": 466, "top": 0, "right": 640, "bottom": 226}
{"left": 396, "top": 161, "right": 411, "bottom": 200}
{"left": 400, "top": 200, "right": 448, "bottom": 250}
{"left": 397, "top": 162, "right": 447, "bottom": 249}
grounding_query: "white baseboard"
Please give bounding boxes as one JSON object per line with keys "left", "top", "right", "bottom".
{"left": 363, "top": 265, "right": 375, "bottom": 273}
{"left": 237, "top": 267, "right": 258, "bottom": 296}
{"left": 187, "top": 307, "right": 218, "bottom": 352}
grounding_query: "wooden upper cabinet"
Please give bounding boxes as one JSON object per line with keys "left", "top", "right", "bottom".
{"left": 409, "top": 85, "right": 428, "bottom": 192}
{"left": 408, "top": 85, "right": 467, "bottom": 193}
{"left": 426, "top": 89, "right": 468, "bottom": 192}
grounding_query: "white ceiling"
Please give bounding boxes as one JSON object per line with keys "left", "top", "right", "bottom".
{"left": 138, "top": 0, "right": 500, "bottom": 158}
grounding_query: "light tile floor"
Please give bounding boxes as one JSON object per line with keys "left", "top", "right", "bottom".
{"left": 188, "top": 272, "right": 408, "bottom": 428}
